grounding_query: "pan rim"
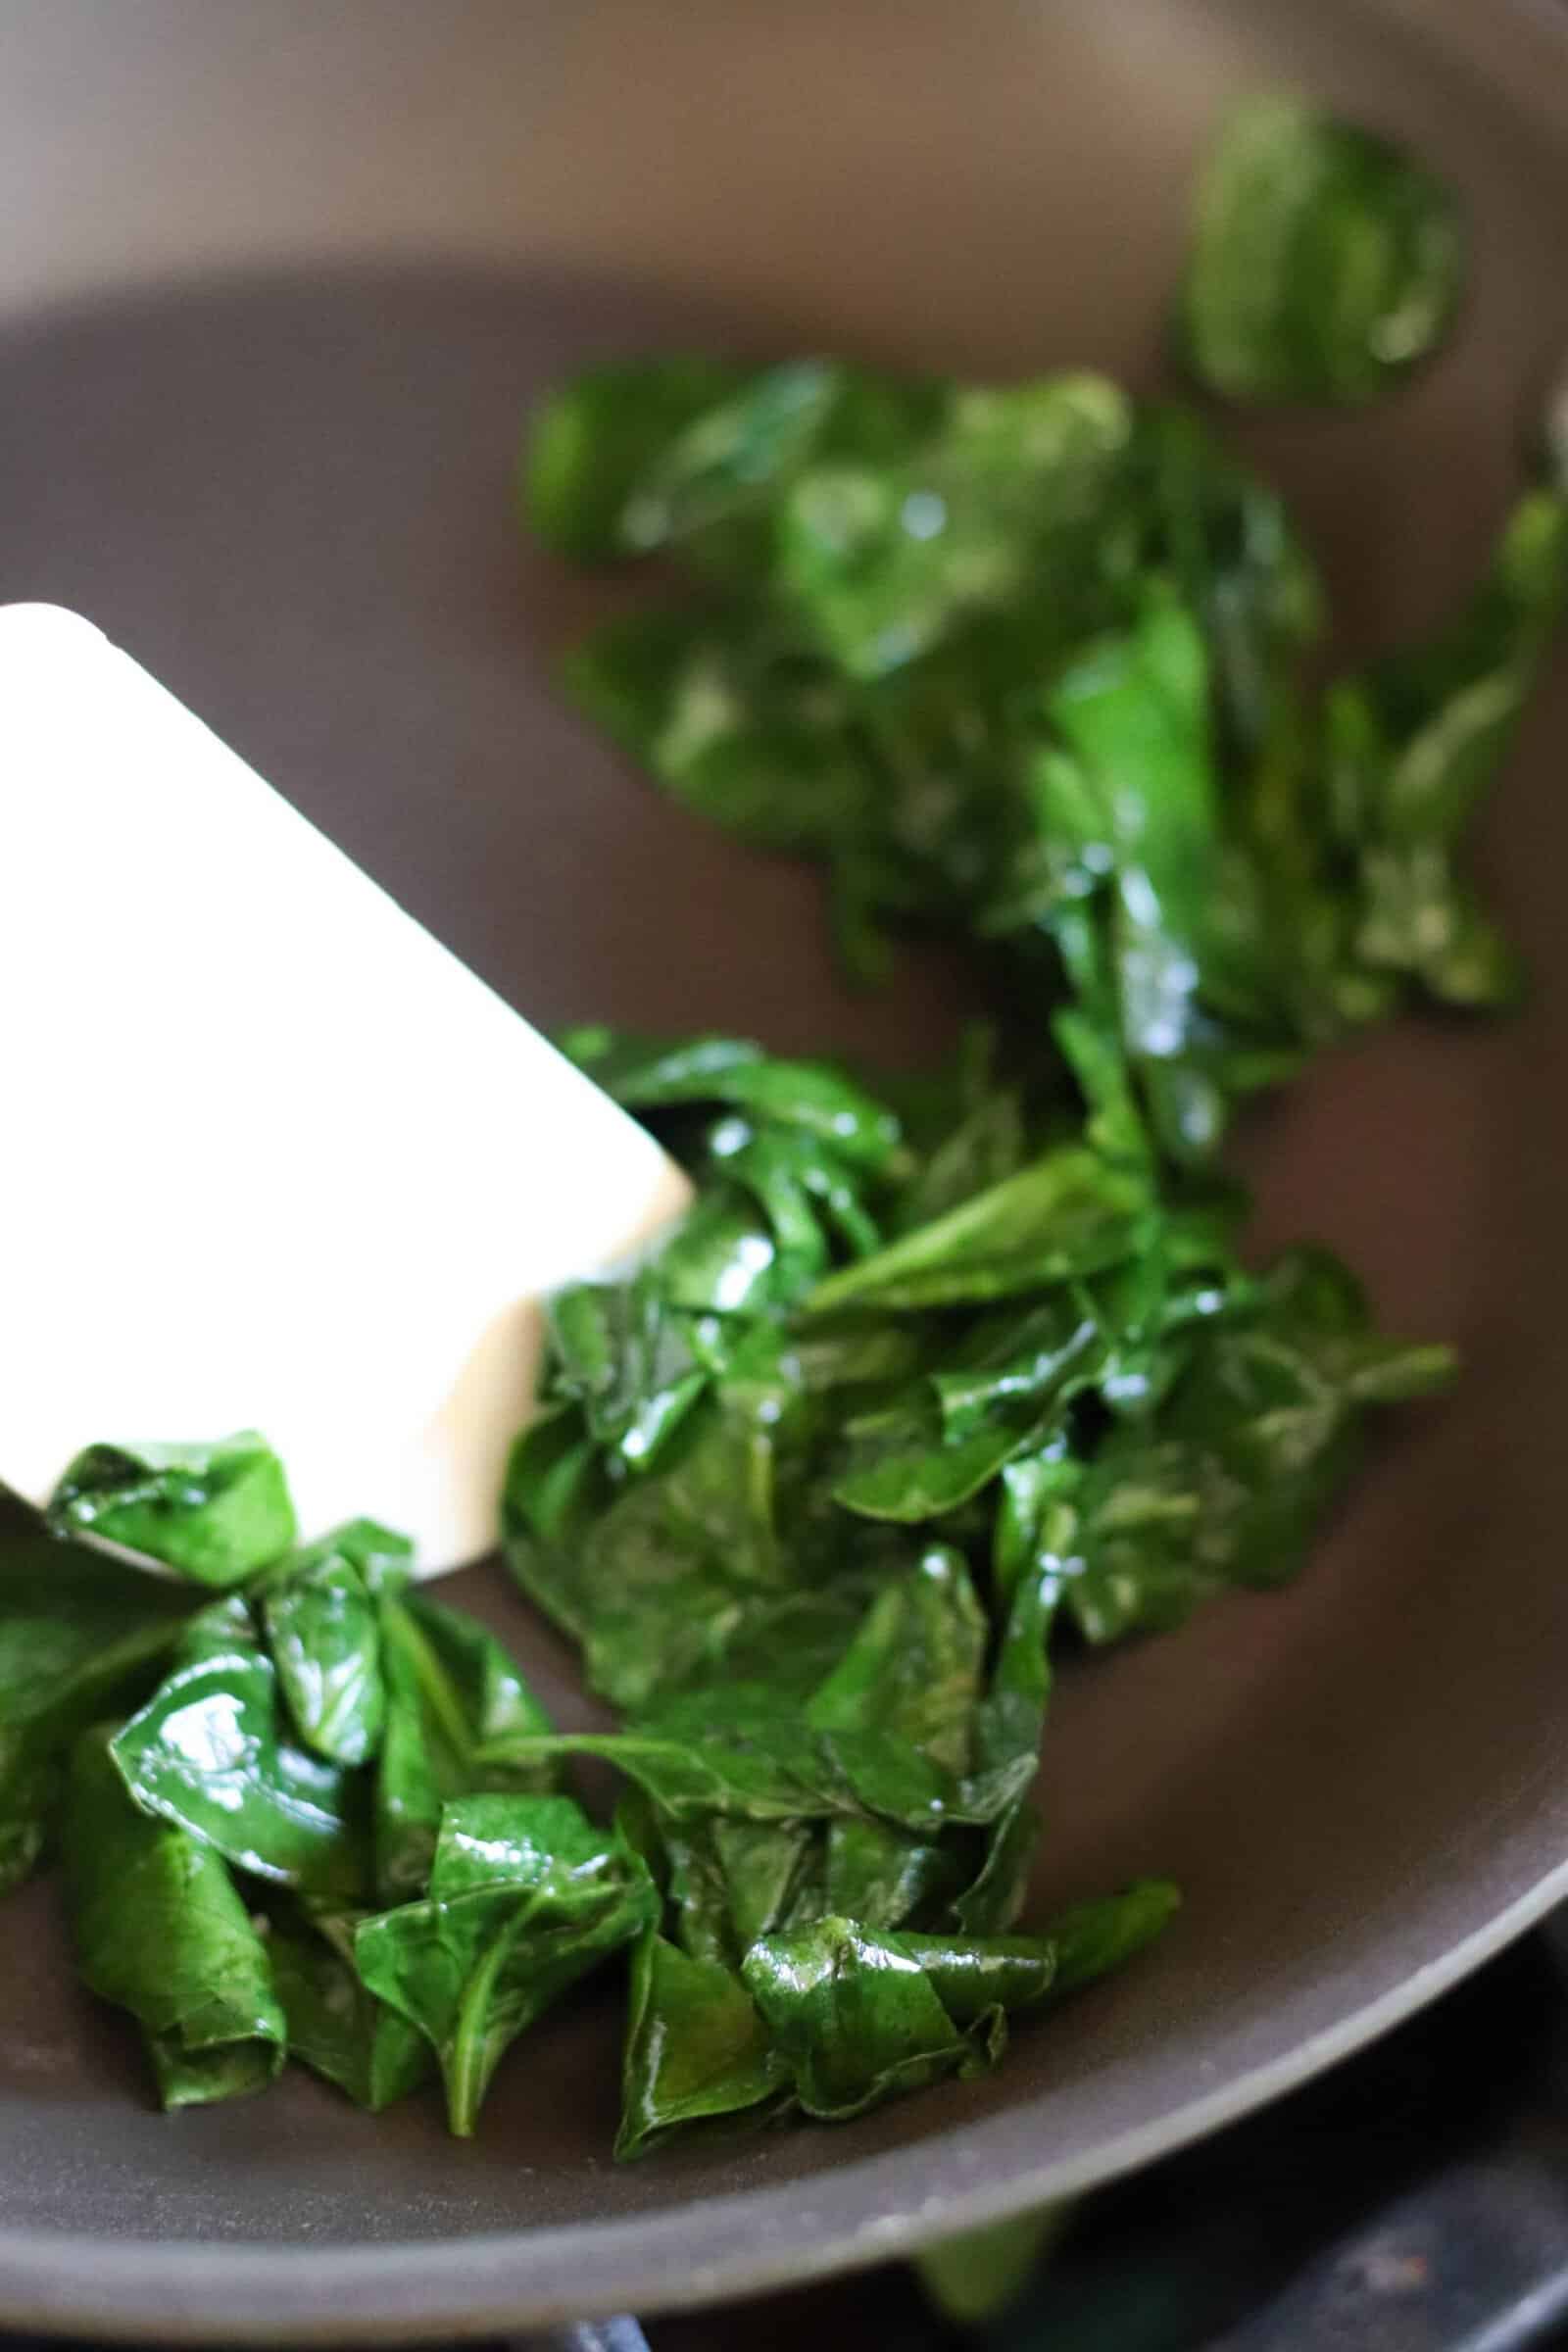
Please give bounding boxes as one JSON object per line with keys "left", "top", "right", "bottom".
{"left": 5, "top": 1848, "right": 1568, "bottom": 2344}
{"left": 5, "top": 0, "right": 1568, "bottom": 2330}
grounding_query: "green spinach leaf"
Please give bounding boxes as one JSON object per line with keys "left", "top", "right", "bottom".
{"left": 0, "top": 1491, "right": 196, "bottom": 1893}
{"left": 522, "top": 356, "right": 749, "bottom": 557}
{"left": 110, "top": 1597, "right": 369, "bottom": 1897}
{"left": 64, "top": 1724, "right": 286, "bottom": 2108}
{"left": 562, "top": 1028, "right": 904, "bottom": 1172}
{"left": 1043, "top": 1878, "right": 1183, "bottom": 1993}
{"left": 807, "top": 1146, "right": 1150, "bottom": 1314}
{"left": 267, "top": 1897, "right": 432, "bottom": 2111}
{"left": 615, "top": 1930, "right": 787, "bottom": 2159}
{"left": 262, "top": 1548, "right": 386, "bottom": 1768}
{"left": 356, "top": 1792, "right": 657, "bottom": 2134}
{"left": 375, "top": 1591, "right": 558, "bottom": 1901}
{"left": 1178, "top": 96, "right": 1464, "bottom": 406}
{"left": 47, "top": 1433, "right": 296, "bottom": 1587}
{"left": 1327, "top": 488, "right": 1568, "bottom": 1009}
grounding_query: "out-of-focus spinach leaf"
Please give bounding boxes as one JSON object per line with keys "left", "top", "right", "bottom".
{"left": 559, "top": 612, "right": 884, "bottom": 865}
{"left": 548, "top": 1273, "right": 710, "bottom": 1475}
{"left": 1139, "top": 403, "right": 1324, "bottom": 765}
{"left": 47, "top": 1432, "right": 297, "bottom": 1586}
{"left": 528, "top": 357, "right": 948, "bottom": 573}
{"left": 647, "top": 1187, "right": 787, "bottom": 1317}
{"left": 1327, "top": 488, "right": 1568, "bottom": 1008}
{"left": 613, "top": 359, "right": 847, "bottom": 559}
{"left": 916, "top": 2207, "right": 1072, "bottom": 2328}
{"left": 522, "top": 356, "right": 748, "bottom": 558}
{"left": 0, "top": 1738, "right": 55, "bottom": 1902}
{"left": 0, "top": 1492, "right": 196, "bottom": 1894}
{"left": 64, "top": 1724, "right": 286, "bottom": 2108}
{"left": 562, "top": 1027, "right": 904, "bottom": 1171}
{"left": 1178, "top": 95, "right": 1464, "bottom": 406}
{"left": 891, "top": 1085, "right": 1030, "bottom": 1235}
{"left": 270, "top": 1516, "right": 415, "bottom": 1593}
{"left": 808, "top": 1145, "right": 1150, "bottom": 1313}
{"left": 1035, "top": 590, "right": 1297, "bottom": 1161}
{"left": 775, "top": 374, "right": 1133, "bottom": 679}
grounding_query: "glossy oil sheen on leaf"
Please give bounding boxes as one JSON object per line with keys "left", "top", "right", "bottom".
{"left": 110, "top": 1597, "right": 369, "bottom": 1897}
{"left": 47, "top": 1432, "right": 297, "bottom": 1586}
{"left": 262, "top": 1550, "right": 386, "bottom": 1768}
{"left": 28, "top": 97, "right": 1520, "bottom": 2170}
{"left": 741, "top": 1916, "right": 978, "bottom": 2119}
{"left": 563, "top": 1028, "right": 904, "bottom": 1171}
{"left": 374, "top": 1591, "right": 558, "bottom": 1902}
{"left": 615, "top": 1931, "right": 787, "bottom": 2159}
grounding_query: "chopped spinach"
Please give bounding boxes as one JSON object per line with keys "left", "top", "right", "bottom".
{"left": 496, "top": 88, "right": 1511, "bottom": 2147}
{"left": 6, "top": 95, "right": 1544, "bottom": 2168}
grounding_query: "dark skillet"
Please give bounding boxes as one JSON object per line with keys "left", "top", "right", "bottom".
{"left": 3, "top": 0, "right": 1568, "bottom": 2335}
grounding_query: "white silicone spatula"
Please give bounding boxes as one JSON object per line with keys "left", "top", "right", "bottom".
{"left": 0, "top": 604, "right": 693, "bottom": 1575}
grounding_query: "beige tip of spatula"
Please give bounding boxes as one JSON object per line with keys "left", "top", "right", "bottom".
{"left": 0, "top": 604, "right": 692, "bottom": 1575}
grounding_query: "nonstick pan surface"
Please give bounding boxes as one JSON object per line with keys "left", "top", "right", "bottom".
{"left": 4, "top": 0, "right": 1568, "bottom": 2336}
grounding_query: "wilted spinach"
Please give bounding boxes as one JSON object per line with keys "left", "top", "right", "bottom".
{"left": 47, "top": 1432, "right": 297, "bottom": 1586}
{"left": 374, "top": 1589, "right": 559, "bottom": 1901}
{"left": 110, "top": 1594, "right": 371, "bottom": 1898}
{"left": 616, "top": 1929, "right": 789, "bottom": 2159}
{"left": 0, "top": 1488, "right": 196, "bottom": 1894}
{"left": 268, "top": 1897, "right": 433, "bottom": 2113}
{"left": 357, "top": 1792, "right": 656, "bottom": 2134}
{"left": 1177, "top": 96, "right": 1465, "bottom": 407}
{"left": 262, "top": 1535, "right": 390, "bottom": 1768}
{"left": 64, "top": 1724, "right": 287, "bottom": 2109}
{"left": 498, "top": 89, "right": 1521, "bottom": 2154}
{"left": 9, "top": 95, "right": 1544, "bottom": 2170}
